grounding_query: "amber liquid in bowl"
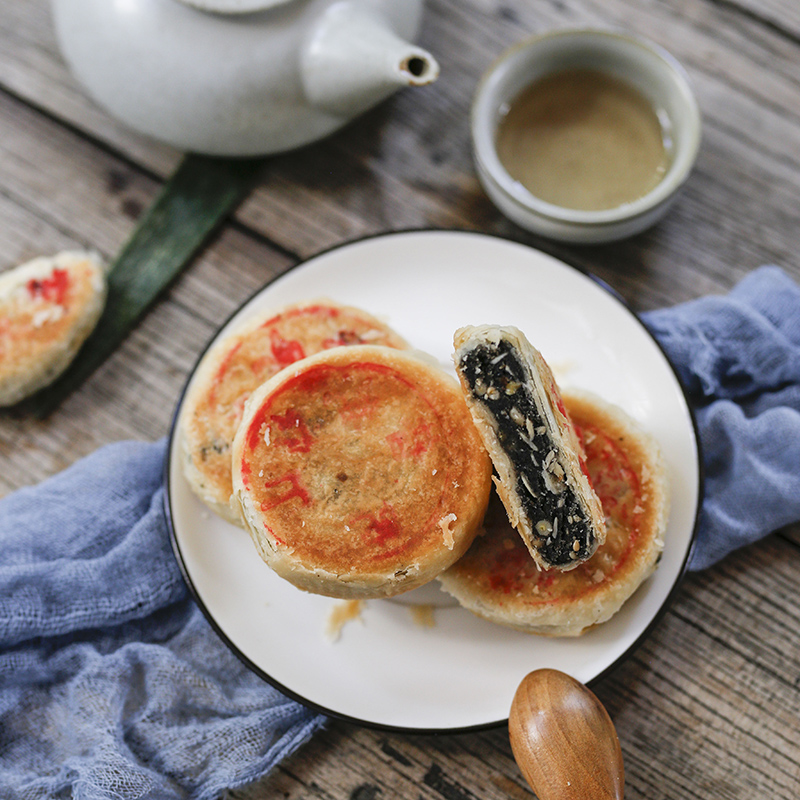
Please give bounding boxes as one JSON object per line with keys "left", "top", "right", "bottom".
{"left": 496, "top": 68, "right": 670, "bottom": 212}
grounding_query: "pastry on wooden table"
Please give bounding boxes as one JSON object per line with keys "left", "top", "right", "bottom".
{"left": 453, "top": 324, "right": 606, "bottom": 570}
{"left": 438, "top": 389, "right": 669, "bottom": 636}
{"left": 178, "top": 300, "right": 408, "bottom": 523}
{"left": 0, "top": 251, "right": 106, "bottom": 407}
{"left": 231, "top": 345, "right": 493, "bottom": 599}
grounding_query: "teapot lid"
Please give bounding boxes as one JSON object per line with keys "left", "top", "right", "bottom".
{"left": 176, "top": 0, "right": 295, "bottom": 12}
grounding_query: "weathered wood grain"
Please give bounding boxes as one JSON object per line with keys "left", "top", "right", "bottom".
{"left": 1, "top": 0, "right": 798, "bottom": 311}
{"left": 0, "top": 0, "right": 180, "bottom": 175}
{"left": 0, "top": 1, "right": 798, "bottom": 799}
{"left": 0, "top": 91, "right": 293, "bottom": 493}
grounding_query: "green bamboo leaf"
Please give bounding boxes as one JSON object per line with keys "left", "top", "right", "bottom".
{"left": 27, "top": 153, "right": 266, "bottom": 418}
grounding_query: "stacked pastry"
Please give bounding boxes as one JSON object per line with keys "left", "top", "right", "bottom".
{"left": 179, "top": 304, "right": 669, "bottom": 633}
{"left": 442, "top": 325, "right": 669, "bottom": 635}
{"left": 179, "top": 300, "right": 410, "bottom": 524}
{"left": 178, "top": 300, "right": 493, "bottom": 600}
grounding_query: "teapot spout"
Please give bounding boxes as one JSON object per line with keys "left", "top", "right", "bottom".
{"left": 301, "top": 1, "right": 439, "bottom": 118}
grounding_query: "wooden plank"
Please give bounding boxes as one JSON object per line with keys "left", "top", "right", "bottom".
{"left": 0, "top": 0, "right": 180, "bottom": 175}
{"left": 2, "top": 1, "right": 798, "bottom": 311}
{"left": 229, "top": 0, "right": 800, "bottom": 305}
{"left": 0, "top": 91, "right": 294, "bottom": 495}
{"left": 712, "top": 0, "right": 800, "bottom": 41}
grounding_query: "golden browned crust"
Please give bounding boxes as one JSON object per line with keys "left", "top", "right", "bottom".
{"left": 178, "top": 300, "right": 409, "bottom": 523}
{"left": 438, "top": 390, "right": 669, "bottom": 636}
{"left": 0, "top": 251, "right": 106, "bottom": 407}
{"left": 453, "top": 325, "right": 606, "bottom": 570}
{"left": 231, "top": 345, "right": 493, "bottom": 599}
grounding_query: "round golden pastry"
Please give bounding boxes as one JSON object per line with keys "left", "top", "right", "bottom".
{"left": 231, "top": 345, "right": 494, "bottom": 599}
{"left": 0, "top": 251, "right": 106, "bottom": 407}
{"left": 438, "top": 390, "right": 670, "bottom": 636}
{"left": 178, "top": 300, "right": 408, "bottom": 523}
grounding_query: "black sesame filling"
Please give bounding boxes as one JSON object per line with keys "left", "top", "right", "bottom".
{"left": 459, "top": 339, "right": 596, "bottom": 566}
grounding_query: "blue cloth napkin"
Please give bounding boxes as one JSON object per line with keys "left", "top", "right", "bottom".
{"left": 0, "top": 441, "right": 324, "bottom": 800}
{"left": 642, "top": 265, "right": 800, "bottom": 569}
{"left": 1, "top": 266, "right": 799, "bottom": 799}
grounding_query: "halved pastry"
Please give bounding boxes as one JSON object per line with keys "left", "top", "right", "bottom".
{"left": 0, "top": 251, "right": 106, "bottom": 407}
{"left": 453, "top": 325, "right": 605, "bottom": 570}
{"left": 438, "top": 390, "right": 669, "bottom": 636}
{"left": 231, "top": 345, "right": 493, "bottom": 599}
{"left": 178, "top": 300, "right": 409, "bottom": 523}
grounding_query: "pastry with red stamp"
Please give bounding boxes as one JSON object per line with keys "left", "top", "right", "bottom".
{"left": 178, "top": 300, "right": 409, "bottom": 523}
{"left": 231, "top": 345, "right": 493, "bottom": 599}
{"left": 438, "top": 389, "right": 669, "bottom": 635}
{"left": 0, "top": 251, "right": 106, "bottom": 407}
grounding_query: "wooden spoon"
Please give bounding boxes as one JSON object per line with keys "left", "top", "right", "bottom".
{"left": 509, "top": 668, "right": 624, "bottom": 800}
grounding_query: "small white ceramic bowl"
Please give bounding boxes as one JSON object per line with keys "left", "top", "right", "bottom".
{"left": 471, "top": 29, "right": 701, "bottom": 244}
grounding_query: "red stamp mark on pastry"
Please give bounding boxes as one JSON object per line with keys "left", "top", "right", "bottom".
{"left": 339, "top": 392, "right": 382, "bottom": 425}
{"left": 408, "top": 421, "right": 432, "bottom": 457}
{"left": 385, "top": 431, "right": 405, "bottom": 457}
{"left": 260, "top": 472, "right": 311, "bottom": 511}
{"left": 260, "top": 304, "right": 340, "bottom": 329}
{"left": 487, "top": 542, "right": 556, "bottom": 595}
{"left": 209, "top": 340, "right": 242, "bottom": 405}
{"left": 385, "top": 421, "right": 432, "bottom": 458}
{"left": 487, "top": 544, "right": 530, "bottom": 594}
{"left": 347, "top": 502, "right": 411, "bottom": 560}
{"left": 246, "top": 402, "right": 314, "bottom": 452}
{"left": 269, "top": 328, "right": 306, "bottom": 368}
{"left": 248, "top": 353, "right": 272, "bottom": 374}
{"left": 27, "top": 268, "right": 70, "bottom": 306}
{"left": 366, "top": 505, "right": 401, "bottom": 546}
{"left": 239, "top": 459, "right": 252, "bottom": 488}
{"left": 584, "top": 425, "right": 640, "bottom": 506}
{"left": 270, "top": 409, "right": 313, "bottom": 452}
{"left": 228, "top": 393, "right": 248, "bottom": 427}
{"left": 578, "top": 421, "right": 644, "bottom": 568}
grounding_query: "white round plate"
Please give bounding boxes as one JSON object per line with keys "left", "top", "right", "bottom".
{"left": 165, "top": 230, "right": 700, "bottom": 732}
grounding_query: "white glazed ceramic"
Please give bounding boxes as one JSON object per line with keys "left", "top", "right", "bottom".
{"left": 51, "top": 0, "right": 439, "bottom": 156}
{"left": 472, "top": 29, "right": 702, "bottom": 244}
{"left": 166, "top": 230, "right": 701, "bottom": 732}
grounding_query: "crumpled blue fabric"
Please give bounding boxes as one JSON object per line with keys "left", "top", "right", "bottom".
{"left": 1, "top": 266, "right": 799, "bottom": 800}
{"left": 642, "top": 265, "right": 800, "bottom": 569}
{"left": 0, "top": 440, "right": 325, "bottom": 800}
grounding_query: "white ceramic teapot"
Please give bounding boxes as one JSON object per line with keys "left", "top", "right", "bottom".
{"left": 51, "top": 0, "right": 440, "bottom": 155}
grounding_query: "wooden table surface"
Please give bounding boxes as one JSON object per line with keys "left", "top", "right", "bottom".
{"left": 2, "top": 1, "right": 799, "bottom": 798}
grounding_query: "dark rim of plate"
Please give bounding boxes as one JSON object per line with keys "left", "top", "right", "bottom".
{"left": 163, "top": 228, "right": 704, "bottom": 735}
